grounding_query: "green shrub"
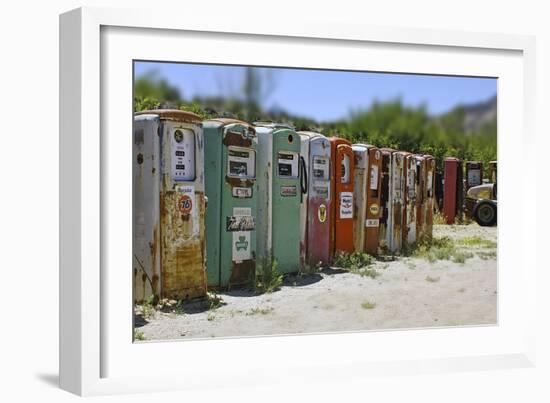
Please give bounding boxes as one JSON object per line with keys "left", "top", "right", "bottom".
{"left": 333, "top": 251, "right": 374, "bottom": 270}
{"left": 333, "top": 251, "right": 378, "bottom": 278}
{"left": 256, "top": 255, "right": 283, "bottom": 294}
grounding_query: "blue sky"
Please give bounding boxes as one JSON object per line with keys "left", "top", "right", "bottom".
{"left": 135, "top": 61, "right": 497, "bottom": 122}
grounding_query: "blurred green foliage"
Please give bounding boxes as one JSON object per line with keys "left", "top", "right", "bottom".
{"left": 134, "top": 71, "right": 496, "bottom": 175}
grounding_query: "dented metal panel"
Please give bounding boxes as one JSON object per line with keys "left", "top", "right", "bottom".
{"left": 378, "top": 148, "right": 395, "bottom": 254}
{"left": 133, "top": 111, "right": 207, "bottom": 302}
{"left": 364, "top": 146, "right": 382, "bottom": 255}
{"left": 415, "top": 156, "right": 427, "bottom": 241}
{"left": 404, "top": 154, "right": 417, "bottom": 247}
{"left": 352, "top": 145, "right": 368, "bottom": 253}
{"left": 133, "top": 115, "right": 161, "bottom": 302}
{"left": 390, "top": 151, "right": 407, "bottom": 253}
{"left": 423, "top": 155, "right": 436, "bottom": 240}
{"left": 204, "top": 120, "right": 257, "bottom": 288}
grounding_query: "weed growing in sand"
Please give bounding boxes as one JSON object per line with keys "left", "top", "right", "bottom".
{"left": 300, "top": 261, "right": 323, "bottom": 275}
{"left": 425, "top": 275, "right": 440, "bottom": 283}
{"left": 136, "top": 295, "right": 156, "bottom": 319}
{"left": 477, "top": 250, "right": 497, "bottom": 260}
{"left": 433, "top": 211, "right": 447, "bottom": 225}
{"left": 134, "top": 329, "right": 146, "bottom": 341}
{"left": 207, "top": 292, "right": 225, "bottom": 310}
{"left": 361, "top": 301, "right": 377, "bottom": 309}
{"left": 410, "top": 236, "right": 475, "bottom": 264}
{"left": 333, "top": 251, "right": 377, "bottom": 278}
{"left": 405, "top": 260, "right": 416, "bottom": 270}
{"left": 452, "top": 250, "right": 474, "bottom": 264}
{"left": 246, "top": 306, "right": 274, "bottom": 316}
{"left": 457, "top": 236, "right": 496, "bottom": 249}
{"left": 256, "top": 255, "right": 283, "bottom": 294}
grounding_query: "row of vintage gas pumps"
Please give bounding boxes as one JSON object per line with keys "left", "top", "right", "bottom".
{"left": 132, "top": 110, "right": 437, "bottom": 302}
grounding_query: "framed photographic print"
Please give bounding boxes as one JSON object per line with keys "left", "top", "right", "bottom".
{"left": 60, "top": 6, "right": 537, "bottom": 396}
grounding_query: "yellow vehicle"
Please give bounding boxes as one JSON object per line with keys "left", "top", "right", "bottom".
{"left": 465, "top": 183, "right": 497, "bottom": 226}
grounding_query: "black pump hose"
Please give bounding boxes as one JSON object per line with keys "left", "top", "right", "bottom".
{"left": 300, "top": 156, "right": 308, "bottom": 203}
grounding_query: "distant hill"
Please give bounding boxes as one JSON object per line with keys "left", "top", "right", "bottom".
{"left": 451, "top": 95, "right": 497, "bottom": 134}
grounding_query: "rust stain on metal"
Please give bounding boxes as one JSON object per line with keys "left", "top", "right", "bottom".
{"left": 392, "top": 201, "right": 402, "bottom": 247}
{"left": 151, "top": 225, "right": 159, "bottom": 296}
{"left": 378, "top": 151, "right": 391, "bottom": 253}
{"left": 135, "top": 109, "right": 202, "bottom": 123}
{"left": 423, "top": 155, "right": 435, "bottom": 241}
{"left": 230, "top": 259, "right": 255, "bottom": 287}
{"left": 223, "top": 131, "right": 252, "bottom": 148}
{"left": 209, "top": 118, "right": 254, "bottom": 128}
{"left": 160, "top": 191, "right": 207, "bottom": 300}
{"left": 224, "top": 175, "right": 255, "bottom": 188}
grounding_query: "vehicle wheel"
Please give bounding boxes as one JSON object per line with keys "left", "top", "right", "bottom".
{"left": 474, "top": 201, "right": 497, "bottom": 226}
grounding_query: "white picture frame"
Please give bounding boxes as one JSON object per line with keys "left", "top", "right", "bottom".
{"left": 60, "top": 6, "right": 537, "bottom": 396}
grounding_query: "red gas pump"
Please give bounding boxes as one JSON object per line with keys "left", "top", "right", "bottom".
{"left": 443, "top": 157, "right": 464, "bottom": 224}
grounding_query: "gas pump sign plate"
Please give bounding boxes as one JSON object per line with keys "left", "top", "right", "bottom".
{"left": 280, "top": 185, "right": 297, "bottom": 197}
{"left": 340, "top": 192, "right": 353, "bottom": 219}
{"left": 232, "top": 187, "right": 253, "bottom": 198}
{"left": 232, "top": 232, "right": 251, "bottom": 262}
{"left": 226, "top": 215, "right": 255, "bottom": 231}
{"left": 468, "top": 169, "right": 481, "bottom": 186}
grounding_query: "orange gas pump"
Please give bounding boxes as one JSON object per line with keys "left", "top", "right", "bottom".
{"left": 329, "top": 137, "right": 355, "bottom": 257}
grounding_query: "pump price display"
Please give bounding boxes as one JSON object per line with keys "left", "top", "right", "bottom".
{"left": 313, "top": 156, "right": 329, "bottom": 179}
{"left": 340, "top": 154, "right": 350, "bottom": 184}
{"left": 171, "top": 128, "right": 195, "bottom": 181}
{"left": 229, "top": 161, "right": 248, "bottom": 176}
{"left": 369, "top": 166, "right": 379, "bottom": 190}
{"left": 278, "top": 152, "right": 298, "bottom": 178}
{"left": 312, "top": 156, "right": 330, "bottom": 198}
{"left": 227, "top": 147, "right": 255, "bottom": 179}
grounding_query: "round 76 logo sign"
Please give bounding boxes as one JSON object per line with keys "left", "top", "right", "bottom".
{"left": 178, "top": 194, "right": 193, "bottom": 215}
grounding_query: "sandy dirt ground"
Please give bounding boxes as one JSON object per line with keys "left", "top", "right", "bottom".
{"left": 135, "top": 224, "right": 497, "bottom": 341}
